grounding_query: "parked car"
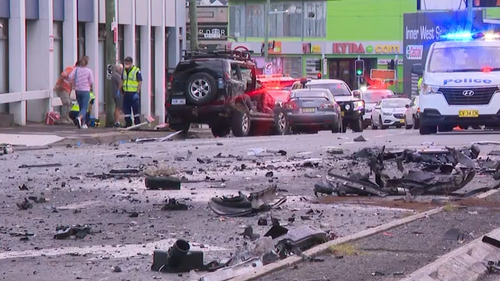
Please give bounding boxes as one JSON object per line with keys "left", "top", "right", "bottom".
{"left": 291, "top": 78, "right": 365, "bottom": 132}
{"left": 166, "top": 50, "right": 287, "bottom": 137}
{"left": 404, "top": 96, "right": 420, "bottom": 129}
{"left": 283, "top": 88, "right": 342, "bottom": 133}
{"left": 371, "top": 97, "right": 411, "bottom": 129}
{"left": 359, "top": 88, "right": 395, "bottom": 128}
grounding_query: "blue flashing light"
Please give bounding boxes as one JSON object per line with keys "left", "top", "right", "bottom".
{"left": 440, "top": 32, "right": 473, "bottom": 40}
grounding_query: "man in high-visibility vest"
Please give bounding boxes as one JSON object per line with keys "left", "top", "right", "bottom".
{"left": 418, "top": 77, "right": 423, "bottom": 92}
{"left": 69, "top": 92, "right": 95, "bottom": 127}
{"left": 121, "top": 56, "right": 142, "bottom": 127}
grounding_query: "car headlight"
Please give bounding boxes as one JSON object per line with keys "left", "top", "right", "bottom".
{"left": 344, "top": 104, "right": 351, "bottom": 110}
{"left": 421, "top": 83, "right": 440, "bottom": 95}
{"left": 383, "top": 112, "right": 392, "bottom": 116}
{"left": 353, "top": 101, "right": 364, "bottom": 108}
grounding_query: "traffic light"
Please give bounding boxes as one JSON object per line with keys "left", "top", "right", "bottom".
{"left": 355, "top": 60, "right": 364, "bottom": 77}
{"left": 388, "top": 59, "right": 395, "bottom": 70}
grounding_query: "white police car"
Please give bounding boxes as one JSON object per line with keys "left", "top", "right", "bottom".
{"left": 411, "top": 32, "right": 500, "bottom": 135}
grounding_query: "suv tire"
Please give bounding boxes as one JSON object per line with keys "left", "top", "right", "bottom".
{"left": 351, "top": 117, "right": 363, "bottom": 132}
{"left": 166, "top": 115, "right": 191, "bottom": 133}
{"left": 419, "top": 124, "right": 437, "bottom": 135}
{"left": 185, "top": 73, "right": 218, "bottom": 105}
{"left": 231, "top": 107, "right": 250, "bottom": 137}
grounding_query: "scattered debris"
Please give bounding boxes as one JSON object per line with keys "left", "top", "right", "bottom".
{"left": 145, "top": 176, "right": 181, "bottom": 190}
{"left": 161, "top": 198, "right": 189, "bottom": 211}
{"left": 19, "top": 163, "right": 62, "bottom": 169}
{"left": 0, "top": 143, "right": 13, "bottom": 154}
{"left": 54, "top": 225, "right": 92, "bottom": 239}
{"left": 353, "top": 135, "right": 366, "bottom": 142}
{"left": 17, "top": 198, "right": 33, "bottom": 210}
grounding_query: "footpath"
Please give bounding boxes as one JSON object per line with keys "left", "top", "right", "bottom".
{"left": 257, "top": 192, "right": 500, "bottom": 281}
{"left": 0, "top": 123, "right": 211, "bottom": 147}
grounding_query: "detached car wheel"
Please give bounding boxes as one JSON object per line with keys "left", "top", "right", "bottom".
{"left": 419, "top": 124, "right": 437, "bottom": 135}
{"left": 185, "top": 73, "right": 217, "bottom": 105}
{"left": 231, "top": 108, "right": 250, "bottom": 137}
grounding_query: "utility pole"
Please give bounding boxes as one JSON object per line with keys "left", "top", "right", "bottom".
{"left": 263, "top": 0, "right": 270, "bottom": 62}
{"left": 104, "top": 0, "right": 117, "bottom": 127}
{"left": 467, "top": 0, "right": 473, "bottom": 30}
{"left": 189, "top": 0, "right": 199, "bottom": 51}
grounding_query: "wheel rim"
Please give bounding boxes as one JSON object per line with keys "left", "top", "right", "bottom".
{"left": 189, "top": 79, "right": 211, "bottom": 100}
{"left": 242, "top": 113, "right": 249, "bottom": 132}
{"left": 278, "top": 113, "right": 286, "bottom": 131}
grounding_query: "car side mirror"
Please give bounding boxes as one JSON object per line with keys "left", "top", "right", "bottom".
{"left": 405, "top": 104, "right": 410, "bottom": 108}
{"left": 411, "top": 63, "right": 423, "bottom": 75}
{"left": 352, "top": 90, "right": 361, "bottom": 99}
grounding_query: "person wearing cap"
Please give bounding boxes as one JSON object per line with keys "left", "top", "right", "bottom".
{"left": 121, "top": 57, "right": 142, "bottom": 127}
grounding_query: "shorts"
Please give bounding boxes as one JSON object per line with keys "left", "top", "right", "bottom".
{"left": 56, "top": 90, "right": 71, "bottom": 105}
{"left": 113, "top": 91, "right": 123, "bottom": 109}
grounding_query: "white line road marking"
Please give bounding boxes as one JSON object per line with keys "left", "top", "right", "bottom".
{"left": 0, "top": 238, "right": 228, "bottom": 261}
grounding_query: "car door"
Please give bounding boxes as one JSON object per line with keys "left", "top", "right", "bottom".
{"left": 229, "top": 63, "right": 245, "bottom": 96}
{"left": 371, "top": 101, "right": 381, "bottom": 124}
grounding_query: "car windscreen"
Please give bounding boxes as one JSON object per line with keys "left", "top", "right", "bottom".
{"left": 382, "top": 99, "right": 410, "bottom": 108}
{"left": 428, "top": 46, "right": 500, "bottom": 73}
{"left": 363, "top": 90, "right": 394, "bottom": 103}
{"left": 306, "top": 83, "right": 351, "bottom": 96}
{"left": 292, "top": 90, "right": 330, "bottom": 100}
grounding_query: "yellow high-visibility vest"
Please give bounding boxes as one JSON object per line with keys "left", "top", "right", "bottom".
{"left": 71, "top": 92, "right": 95, "bottom": 112}
{"left": 123, "top": 66, "right": 140, "bottom": 92}
{"left": 418, "top": 77, "right": 423, "bottom": 90}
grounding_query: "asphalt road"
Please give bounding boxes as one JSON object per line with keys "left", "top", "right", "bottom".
{"left": 1, "top": 127, "right": 499, "bottom": 281}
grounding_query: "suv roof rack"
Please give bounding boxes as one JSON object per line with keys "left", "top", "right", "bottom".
{"left": 182, "top": 49, "right": 255, "bottom": 62}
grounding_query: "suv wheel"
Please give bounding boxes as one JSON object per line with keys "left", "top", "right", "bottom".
{"left": 185, "top": 73, "right": 217, "bottom": 105}
{"left": 351, "top": 117, "right": 363, "bottom": 132}
{"left": 211, "top": 126, "right": 230, "bottom": 138}
{"left": 274, "top": 111, "right": 288, "bottom": 135}
{"left": 232, "top": 108, "right": 250, "bottom": 137}
{"left": 166, "top": 115, "right": 191, "bottom": 133}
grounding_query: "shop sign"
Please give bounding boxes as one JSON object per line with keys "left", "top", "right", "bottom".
{"left": 198, "top": 26, "right": 227, "bottom": 39}
{"left": 261, "top": 41, "right": 282, "bottom": 54}
{"left": 332, "top": 43, "right": 401, "bottom": 54}
{"left": 302, "top": 43, "right": 322, "bottom": 54}
{"left": 371, "top": 69, "right": 396, "bottom": 80}
{"left": 405, "top": 45, "right": 423, "bottom": 60}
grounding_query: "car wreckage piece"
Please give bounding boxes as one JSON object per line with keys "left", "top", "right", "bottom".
{"left": 208, "top": 185, "right": 287, "bottom": 217}
{"left": 315, "top": 145, "right": 478, "bottom": 197}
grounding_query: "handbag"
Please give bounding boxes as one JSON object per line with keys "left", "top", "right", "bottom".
{"left": 70, "top": 67, "right": 78, "bottom": 100}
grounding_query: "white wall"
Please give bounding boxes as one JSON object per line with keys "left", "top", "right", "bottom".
{"left": 419, "top": 0, "right": 467, "bottom": 10}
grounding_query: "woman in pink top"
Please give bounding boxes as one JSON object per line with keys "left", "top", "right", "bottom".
{"left": 68, "top": 56, "right": 94, "bottom": 129}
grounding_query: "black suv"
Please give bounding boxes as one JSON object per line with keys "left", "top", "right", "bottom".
{"left": 166, "top": 50, "right": 288, "bottom": 137}
{"left": 291, "top": 78, "right": 365, "bottom": 132}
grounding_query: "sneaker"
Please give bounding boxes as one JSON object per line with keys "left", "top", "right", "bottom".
{"left": 75, "top": 117, "right": 82, "bottom": 128}
{"left": 113, "top": 122, "right": 121, "bottom": 128}
{"left": 81, "top": 124, "right": 88, "bottom": 129}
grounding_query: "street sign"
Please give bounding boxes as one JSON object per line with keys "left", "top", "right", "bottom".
{"left": 370, "top": 69, "right": 395, "bottom": 80}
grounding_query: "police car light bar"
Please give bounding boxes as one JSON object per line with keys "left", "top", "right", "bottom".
{"left": 440, "top": 31, "right": 500, "bottom": 41}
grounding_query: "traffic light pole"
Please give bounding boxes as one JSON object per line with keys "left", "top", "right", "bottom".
{"left": 467, "top": 0, "right": 473, "bottom": 31}
{"left": 357, "top": 55, "right": 361, "bottom": 90}
{"left": 264, "top": 0, "right": 270, "bottom": 62}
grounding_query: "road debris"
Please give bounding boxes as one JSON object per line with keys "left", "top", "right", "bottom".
{"left": 54, "top": 225, "right": 92, "bottom": 239}
{"left": 145, "top": 176, "right": 182, "bottom": 190}
{"left": 160, "top": 198, "right": 189, "bottom": 211}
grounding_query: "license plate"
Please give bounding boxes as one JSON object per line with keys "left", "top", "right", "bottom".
{"left": 301, "top": 108, "right": 315, "bottom": 113}
{"left": 171, "top": 99, "right": 186, "bottom": 105}
{"left": 341, "top": 111, "right": 345, "bottom": 117}
{"left": 458, "top": 110, "right": 479, "bottom": 117}
{"left": 400, "top": 119, "right": 405, "bottom": 123}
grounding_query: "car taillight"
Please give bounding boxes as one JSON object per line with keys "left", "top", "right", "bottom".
{"left": 284, "top": 101, "right": 297, "bottom": 109}
{"left": 320, "top": 103, "right": 335, "bottom": 109}
{"left": 417, "top": 107, "right": 420, "bottom": 113}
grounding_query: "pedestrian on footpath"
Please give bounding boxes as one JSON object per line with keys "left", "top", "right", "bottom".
{"left": 68, "top": 56, "right": 95, "bottom": 129}
{"left": 53, "top": 61, "right": 78, "bottom": 124}
{"left": 112, "top": 63, "right": 124, "bottom": 127}
{"left": 122, "top": 57, "right": 142, "bottom": 127}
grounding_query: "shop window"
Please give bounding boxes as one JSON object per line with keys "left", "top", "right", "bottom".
{"left": 0, "top": 19, "right": 8, "bottom": 93}
{"left": 229, "top": 1, "right": 326, "bottom": 38}
{"left": 53, "top": 22, "right": 63, "bottom": 87}
{"left": 77, "top": 23, "right": 86, "bottom": 59}
{"left": 135, "top": 26, "right": 141, "bottom": 68}
{"left": 303, "top": 1, "right": 326, "bottom": 37}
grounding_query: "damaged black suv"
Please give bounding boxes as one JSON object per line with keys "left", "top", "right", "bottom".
{"left": 166, "top": 50, "right": 287, "bottom": 137}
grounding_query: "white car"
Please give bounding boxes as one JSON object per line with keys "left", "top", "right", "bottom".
{"left": 371, "top": 98, "right": 412, "bottom": 129}
{"left": 404, "top": 96, "right": 420, "bottom": 129}
{"left": 360, "top": 88, "right": 395, "bottom": 128}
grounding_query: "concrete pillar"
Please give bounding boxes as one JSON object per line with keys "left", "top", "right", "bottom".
{"left": 63, "top": 0, "right": 78, "bottom": 67}
{"left": 124, "top": 0, "right": 136, "bottom": 61}
{"left": 86, "top": 0, "right": 99, "bottom": 118}
{"left": 26, "top": 0, "right": 54, "bottom": 122}
{"left": 154, "top": 3, "right": 166, "bottom": 123}
{"left": 8, "top": 0, "right": 27, "bottom": 125}
{"left": 140, "top": 0, "right": 151, "bottom": 117}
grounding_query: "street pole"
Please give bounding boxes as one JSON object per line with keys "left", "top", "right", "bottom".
{"left": 394, "top": 55, "right": 398, "bottom": 93}
{"left": 104, "top": 0, "right": 116, "bottom": 127}
{"left": 189, "top": 0, "right": 199, "bottom": 51}
{"left": 357, "top": 55, "right": 360, "bottom": 90}
{"left": 467, "top": 0, "right": 473, "bottom": 31}
{"left": 263, "top": 0, "right": 270, "bottom": 62}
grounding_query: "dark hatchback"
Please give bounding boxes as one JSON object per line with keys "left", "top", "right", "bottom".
{"left": 283, "top": 88, "right": 343, "bottom": 133}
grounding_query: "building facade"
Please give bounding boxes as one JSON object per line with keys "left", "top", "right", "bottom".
{"left": 0, "top": 0, "right": 186, "bottom": 126}
{"left": 227, "top": 0, "right": 416, "bottom": 92}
